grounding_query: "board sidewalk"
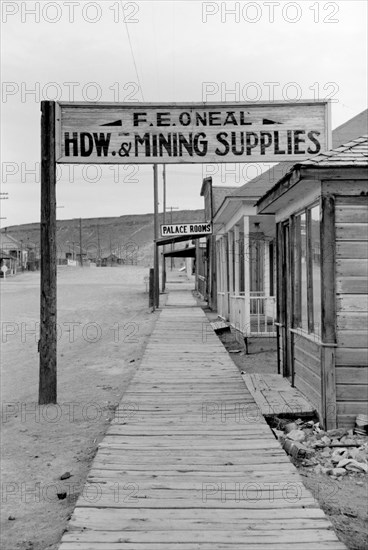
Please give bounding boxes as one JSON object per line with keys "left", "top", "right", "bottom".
{"left": 59, "top": 283, "right": 346, "bottom": 549}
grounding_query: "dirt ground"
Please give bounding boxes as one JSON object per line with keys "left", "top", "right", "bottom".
{"left": 1, "top": 266, "right": 160, "bottom": 550}
{"left": 202, "top": 305, "right": 368, "bottom": 550}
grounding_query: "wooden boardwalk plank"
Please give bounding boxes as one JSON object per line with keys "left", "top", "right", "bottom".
{"left": 58, "top": 284, "right": 346, "bottom": 549}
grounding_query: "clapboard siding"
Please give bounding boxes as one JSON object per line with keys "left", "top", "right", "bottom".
{"left": 294, "top": 360, "right": 321, "bottom": 413}
{"left": 336, "top": 294, "right": 368, "bottom": 312}
{"left": 335, "top": 195, "right": 368, "bottom": 427}
{"left": 336, "top": 366, "right": 368, "bottom": 385}
{"left": 293, "top": 336, "right": 321, "bottom": 415}
{"left": 336, "top": 241, "right": 368, "bottom": 259}
{"left": 337, "top": 330, "right": 368, "bottom": 348}
{"left": 335, "top": 223, "right": 368, "bottom": 241}
{"left": 336, "top": 259, "right": 368, "bottom": 278}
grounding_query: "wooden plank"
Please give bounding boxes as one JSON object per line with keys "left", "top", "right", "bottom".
{"left": 336, "top": 384, "right": 368, "bottom": 401}
{"left": 337, "top": 294, "right": 368, "bottom": 312}
{"left": 335, "top": 205, "right": 368, "bottom": 224}
{"left": 294, "top": 345, "right": 321, "bottom": 376}
{"left": 335, "top": 348, "right": 368, "bottom": 366}
{"left": 337, "top": 330, "right": 368, "bottom": 347}
{"left": 336, "top": 366, "right": 368, "bottom": 384}
{"left": 59, "top": 543, "right": 346, "bottom": 550}
{"left": 58, "top": 286, "right": 346, "bottom": 550}
{"left": 336, "top": 241, "right": 368, "bottom": 259}
{"left": 335, "top": 223, "right": 368, "bottom": 241}
{"left": 336, "top": 401, "right": 368, "bottom": 416}
{"left": 336, "top": 312, "right": 368, "bottom": 331}
{"left": 336, "top": 259, "right": 368, "bottom": 278}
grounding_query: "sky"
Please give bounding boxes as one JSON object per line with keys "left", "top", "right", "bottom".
{"left": 1, "top": 0, "right": 367, "bottom": 227}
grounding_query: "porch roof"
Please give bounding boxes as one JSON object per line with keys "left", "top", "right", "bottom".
{"left": 257, "top": 135, "right": 368, "bottom": 214}
{"left": 163, "top": 246, "right": 196, "bottom": 258}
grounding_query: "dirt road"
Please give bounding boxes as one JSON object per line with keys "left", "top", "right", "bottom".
{"left": 1, "top": 266, "right": 159, "bottom": 550}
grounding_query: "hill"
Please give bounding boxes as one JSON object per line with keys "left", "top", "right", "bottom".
{"left": 1, "top": 210, "right": 205, "bottom": 265}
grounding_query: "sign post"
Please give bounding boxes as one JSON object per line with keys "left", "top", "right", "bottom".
{"left": 39, "top": 99, "right": 330, "bottom": 402}
{"left": 39, "top": 100, "right": 57, "bottom": 404}
{"left": 153, "top": 164, "right": 159, "bottom": 309}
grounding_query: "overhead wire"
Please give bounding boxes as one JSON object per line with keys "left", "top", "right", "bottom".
{"left": 123, "top": 17, "right": 145, "bottom": 101}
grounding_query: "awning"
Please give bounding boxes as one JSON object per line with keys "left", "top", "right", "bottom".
{"left": 163, "top": 246, "right": 196, "bottom": 258}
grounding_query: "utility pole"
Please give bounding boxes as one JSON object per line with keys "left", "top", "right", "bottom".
{"left": 168, "top": 206, "right": 179, "bottom": 270}
{"left": 79, "top": 218, "right": 83, "bottom": 267}
{"left": 162, "top": 165, "right": 167, "bottom": 292}
{"left": 39, "top": 100, "right": 57, "bottom": 405}
{"left": 153, "top": 165, "right": 159, "bottom": 309}
{"left": 97, "top": 222, "right": 101, "bottom": 264}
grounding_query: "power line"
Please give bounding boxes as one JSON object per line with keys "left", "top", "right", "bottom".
{"left": 123, "top": 20, "right": 145, "bottom": 102}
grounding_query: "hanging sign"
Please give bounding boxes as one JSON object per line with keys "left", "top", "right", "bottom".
{"left": 56, "top": 101, "right": 330, "bottom": 164}
{"left": 161, "top": 222, "right": 212, "bottom": 237}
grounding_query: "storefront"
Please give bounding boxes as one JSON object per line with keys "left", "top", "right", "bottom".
{"left": 256, "top": 136, "right": 368, "bottom": 429}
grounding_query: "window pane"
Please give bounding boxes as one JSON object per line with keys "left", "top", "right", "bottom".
{"left": 311, "top": 205, "right": 321, "bottom": 336}
{"left": 294, "top": 213, "right": 308, "bottom": 330}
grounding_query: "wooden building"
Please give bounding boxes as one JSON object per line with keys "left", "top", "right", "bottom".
{"left": 256, "top": 136, "right": 368, "bottom": 429}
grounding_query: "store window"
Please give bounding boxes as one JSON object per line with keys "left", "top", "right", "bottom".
{"left": 293, "top": 203, "right": 321, "bottom": 336}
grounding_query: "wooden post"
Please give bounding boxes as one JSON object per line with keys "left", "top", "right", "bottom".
{"left": 153, "top": 165, "right": 159, "bottom": 308}
{"left": 39, "top": 100, "right": 57, "bottom": 405}
{"left": 162, "top": 165, "right": 166, "bottom": 292}
{"left": 79, "top": 217, "right": 83, "bottom": 267}
{"left": 149, "top": 267, "right": 154, "bottom": 308}
{"left": 321, "top": 194, "right": 337, "bottom": 429}
{"left": 243, "top": 216, "right": 250, "bottom": 335}
{"left": 234, "top": 225, "right": 240, "bottom": 295}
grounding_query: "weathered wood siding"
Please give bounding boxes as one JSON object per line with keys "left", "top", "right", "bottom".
{"left": 293, "top": 335, "right": 322, "bottom": 416}
{"left": 335, "top": 196, "right": 368, "bottom": 427}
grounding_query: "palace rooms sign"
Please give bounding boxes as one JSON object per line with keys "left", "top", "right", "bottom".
{"left": 56, "top": 101, "right": 330, "bottom": 164}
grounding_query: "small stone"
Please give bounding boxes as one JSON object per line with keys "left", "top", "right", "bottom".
{"left": 284, "top": 422, "right": 298, "bottom": 433}
{"left": 60, "top": 472, "right": 71, "bottom": 480}
{"left": 332, "top": 468, "right": 347, "bottom": 476}
{"left": 326, "top": 428, "right": 348, "bottom": 439}
{"left": 356, "top": 481, "right": 364, "bottom": 486}
{"left": 8, "top": 515, "right": 16, "bottom": 521}
{"left": 286, "top": 430, "right": 306, "bottom": 442}
{"left": 345, "top": 460, "right": 368, "bottom": 473}
{"left": 321, "top": 435, "right": 331, "bottom": 445}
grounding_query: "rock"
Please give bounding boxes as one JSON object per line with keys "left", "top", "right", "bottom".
{"left": 60, "top": 472, "right": 72, "bottom": 480}
{"left": 326, "top": 428, "right": 349, "bottom": 439}
{"left": 321, "top": 448, "right": 331, "bottom": 458}
{"left": 286, "top": 430, "right": 306, "bottom": 442}
{"left": 348, "top": 448, "right": 367, "bottom": 462}
{"left": 337, "top": 458, "right": 351, "bottom": 469}
{"left": 284, "top": 422, "right": 298, "bottom": 434}
{"left": 345, "top": 460, "right": 368, "bottom": 473}
{"left": 332, "top": 468, "right": 347, "bottom": 476}
{"left": 321, "top": 435, "right": 331, "bottom": 445}
{"left": 331, "top": 449, "right": 348, "bottom": 464}
{"left": 314, "top": 464, "right": 329, "bottom": 474}
{"left": 8, "top": 515, "right": 16, "bottom": 521}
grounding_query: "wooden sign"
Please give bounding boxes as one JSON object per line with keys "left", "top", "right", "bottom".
{"left": 161, "top": 222, "right": 212, "bottom": 237}
{"left": 55, "top": 101, "right": 331, "bottom": 164}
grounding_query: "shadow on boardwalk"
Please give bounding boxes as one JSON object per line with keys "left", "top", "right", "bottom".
{"left": 59, "top": 276, "right": 346, "bottom": 549}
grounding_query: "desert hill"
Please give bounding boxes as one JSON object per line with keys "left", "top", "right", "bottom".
{"left": 1, "top": 209, "right": 205, "bottom": 265}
